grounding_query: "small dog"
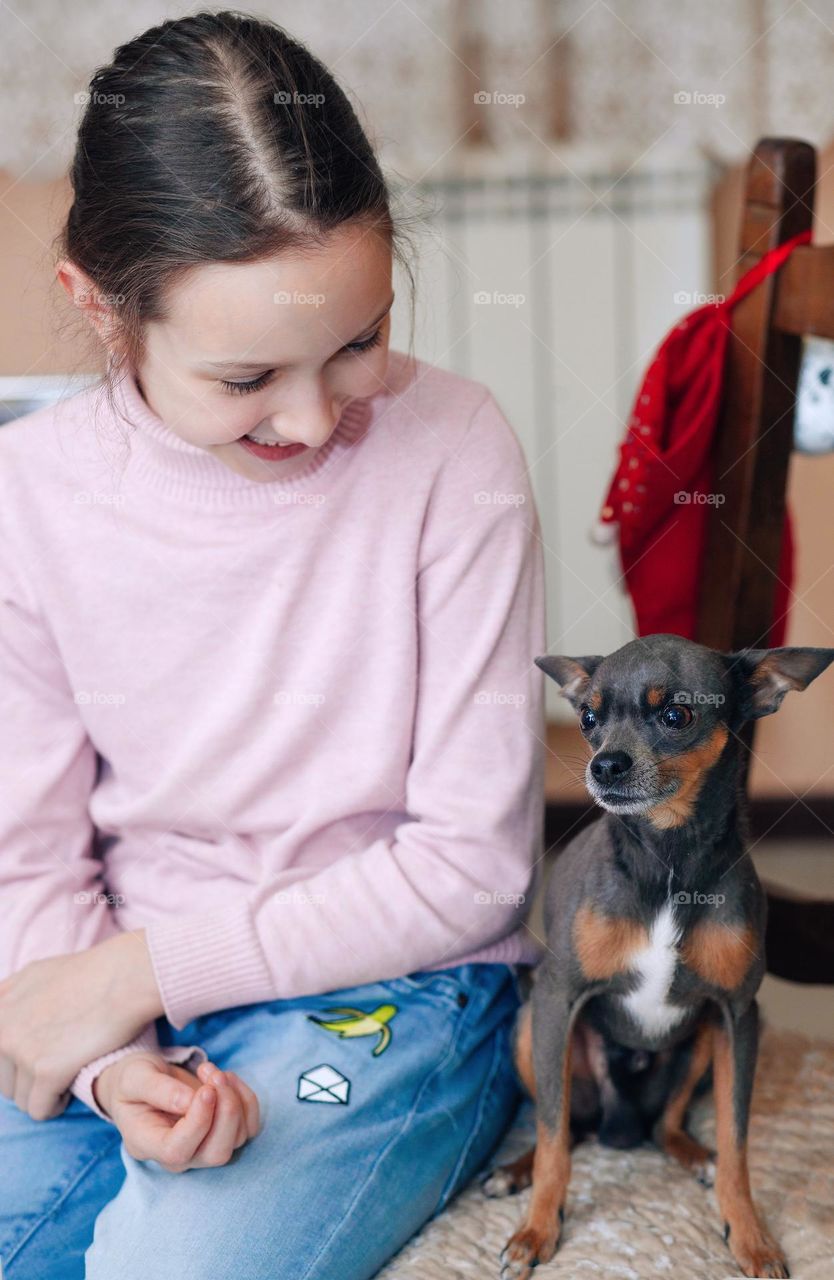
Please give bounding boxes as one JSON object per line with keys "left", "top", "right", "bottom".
{"left": 486, "top": 634, "right": 834, "bottom": 1280}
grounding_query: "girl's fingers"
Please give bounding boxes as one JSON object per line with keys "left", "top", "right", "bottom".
{"left": 161, "top": 1085, "right": 217, "bottom": 1166}
{"left": 192, "top": 1061, "right": 245, "bottom": 1150}
{"left": 136, "top": 1068, "right": 196, "bottom": 1116}
{"left": 223, "top": 1070, "right": 261, "bottom": 1139}
{"left": 190, "top": 1072, "right": 244, "bottom": 1164}
{"left": 196, "top": 1062, "right": 247, "bottom": 1145}
{"left": 200, "top": 1066, "right": 255, "bottom": 1146}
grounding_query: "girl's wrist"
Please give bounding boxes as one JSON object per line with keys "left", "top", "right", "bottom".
{"left": 92, "top": 1059, "right": 122, "bottom": 1118}
{"left": 100, "top": 929, "right": 165, "bottom": 1023}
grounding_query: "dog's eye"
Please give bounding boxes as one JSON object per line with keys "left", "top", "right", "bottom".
{"left": 660, "top": 704, "right": 694, "bottom": 729}
{"left": 579, "top": 705, "right": 597, "bottom": 731}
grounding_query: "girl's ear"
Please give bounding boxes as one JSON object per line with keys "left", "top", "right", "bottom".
{"left": 55, "top": 259, "right": 120, "bottom": 346}
{"left": 534, "top": 654, "right": 604, "bottom": 709}
{"left": 725, "top": 646, "right": 834, "bottom": 720}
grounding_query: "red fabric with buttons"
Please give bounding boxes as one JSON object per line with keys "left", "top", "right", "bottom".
{"left": 598, "top": 230, "right": 811, "bottom": 648}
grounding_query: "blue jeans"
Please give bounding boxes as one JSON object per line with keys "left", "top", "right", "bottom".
{"left": 0, "top": 962, "right": 523, "bottom": 1279}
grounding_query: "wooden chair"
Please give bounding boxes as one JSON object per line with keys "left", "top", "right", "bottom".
{"left": 694, "top": 136, "right": 834, "bottom": 984}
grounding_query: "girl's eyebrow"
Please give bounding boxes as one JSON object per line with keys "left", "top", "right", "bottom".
{"left": 197, "top": 293, "right": 395, "bottom": 373}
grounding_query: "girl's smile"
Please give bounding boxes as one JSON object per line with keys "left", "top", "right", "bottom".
{"left": 237, "top": 437, "right": 310, "bottom": 461}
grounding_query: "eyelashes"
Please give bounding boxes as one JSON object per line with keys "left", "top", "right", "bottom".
{"left": 219, "top": 327, "right": 385, "bottom": 396}
{"left": 220, "top": 370, "right": 272, "bottom": 396}
{"left": 347, "top": 328, "right": 384, "bottom": 355}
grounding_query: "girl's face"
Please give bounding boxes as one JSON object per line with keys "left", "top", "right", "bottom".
{"left": 133, "top": 223, "right": 393, "bottom": 484}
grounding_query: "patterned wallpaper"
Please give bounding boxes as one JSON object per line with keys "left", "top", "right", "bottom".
{"left": 0, "top": 0, "right": 831, "bottom": 182}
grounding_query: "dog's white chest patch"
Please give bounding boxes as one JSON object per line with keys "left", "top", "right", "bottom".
{"left": 620, "top": 902, "right": 685, "bottom": 1037}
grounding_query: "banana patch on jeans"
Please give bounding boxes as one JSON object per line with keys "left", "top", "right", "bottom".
{"left": 307, "top": 1003, "right": 399, "bottom": 1056}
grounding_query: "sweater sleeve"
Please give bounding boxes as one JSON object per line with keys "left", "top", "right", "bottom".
{"left": 145, "top": 390, "right": 547, "bottom": 1029}
{"left": 70, "top": 1032, "right": 209, "bottom": 1122}
{"left": 0, "top": 543, "right": 206, "bottom": 1123}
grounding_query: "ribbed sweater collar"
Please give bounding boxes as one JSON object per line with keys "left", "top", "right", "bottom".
{"left": 106, "top": 360, "right": 375, "bottom": 509}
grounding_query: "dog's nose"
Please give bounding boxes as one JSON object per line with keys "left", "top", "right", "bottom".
{"left": 590, "top": 751, "right": 633, "bottom": 784}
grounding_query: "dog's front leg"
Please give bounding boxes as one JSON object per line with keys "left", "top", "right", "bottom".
{"left": 500, "top": 981, "right": 575, "bottom": 1279}
{"left": 714, "top": 1000, "right": 789, "bottom": 1278}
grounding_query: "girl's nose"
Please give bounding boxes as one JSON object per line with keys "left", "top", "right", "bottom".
{"left": 264, "top": 396, "right": 343, "bottom": 449}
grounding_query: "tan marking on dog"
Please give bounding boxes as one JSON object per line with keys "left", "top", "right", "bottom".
{"left": 587, "top": 688, "right": 602, "bottom": 711}
{"left": 713, "top": 1023, "right": 788, "bottom": 1276}
{"left": 573, "top": 903, "right": 649, "bottom": 980}
{"left": 682, "top": 922, "right": 758, "bottom": 989}
{"left": 646, "top": 686, "right": 665, "bottom": 707}
{"left": 646, "top": 723, "right": 729, "bottom": 829}
{"left": 513, "top": 1000, "right": 536, "bottom": 1098}
{"left": 749, "top": 654, "right": 800, "bottom": 690}
{"left": 492, "top": 1008, "right": 595, "bottom": 1200}
{"left": 657, "top": 1019, "right": 715, "bottom": 1175}
{"left": 503, "top": 1025, "right": 574, "bottom": 1270}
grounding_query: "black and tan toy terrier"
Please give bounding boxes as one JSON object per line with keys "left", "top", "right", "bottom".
{"left": 485, "top": 634, "right": 834, "bottom": 1280}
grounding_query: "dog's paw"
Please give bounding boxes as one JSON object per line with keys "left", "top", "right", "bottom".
{"left": 499, "top": 1221, "right": 561, "bottom": 1280}
{"left": 482, "top": 1167, "right": 518, "bottom": 1198}
{"left": 663, "top": 1131, "right": 716, "bottom": 1186}
{"left": 726, "top": 1222, "right": 790, "bottom": 1278}
{"left": 482, "top": 1149, "right": 534, "bottom": 1198}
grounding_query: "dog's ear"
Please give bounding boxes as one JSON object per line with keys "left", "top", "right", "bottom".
{"left": 535, "top": 654, "right": 604, "bottom": 709}
{"left": 725, "top": 646, "right": 834, "bottom": 720}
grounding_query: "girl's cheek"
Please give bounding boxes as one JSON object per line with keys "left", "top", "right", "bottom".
{"left": 342, "top": 346, "right": 390, "bottom": 398}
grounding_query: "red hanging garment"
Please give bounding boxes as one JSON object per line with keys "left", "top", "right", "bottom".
{"left": 596, "top": 229, "right": 812, "bottom": 648}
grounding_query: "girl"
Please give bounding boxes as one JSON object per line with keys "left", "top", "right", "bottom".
{"left": 0, "top": 12, "right": 545, "bottom": 1279}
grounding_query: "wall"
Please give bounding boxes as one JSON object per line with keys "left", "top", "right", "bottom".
{"left": 1, "top": 152, "right": 832, "bottom": 801}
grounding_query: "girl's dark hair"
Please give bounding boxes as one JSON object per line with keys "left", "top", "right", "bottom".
{"left": 56, "top": 10, "right": 421, "bottom": 412}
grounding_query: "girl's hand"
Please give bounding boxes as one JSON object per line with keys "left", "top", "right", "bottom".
{"left": 95, "top": 1055, "right": 261, "bottom": 1173}
{"left": 0, "top": 931, "right": 164, "bottom": 1120}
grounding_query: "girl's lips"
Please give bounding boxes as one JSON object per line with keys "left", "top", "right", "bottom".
{"left": 238, "top": 436, "right": 308, "bottom": 461}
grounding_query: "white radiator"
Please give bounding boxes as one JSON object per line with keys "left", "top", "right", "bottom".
{"left": 396, "top": 149, "right": 715, "bottom": 721}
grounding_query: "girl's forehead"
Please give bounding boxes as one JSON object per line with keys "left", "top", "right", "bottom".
{"left": 153, "top": 228, "right": 393, "bottom": 365}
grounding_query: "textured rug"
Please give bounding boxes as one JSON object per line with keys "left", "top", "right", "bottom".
{"left": 380, "top": 1027, "right": 834, "bottom": 1279}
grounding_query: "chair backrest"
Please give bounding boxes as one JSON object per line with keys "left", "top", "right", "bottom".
{"left": 694, "top": 139, "right": 828, "bottom": 786}
{"left": 693, "top": 138, "right": 834, "bottom": 984}
{"left": 695, "top": 137, "right": 821, "bottom": 656}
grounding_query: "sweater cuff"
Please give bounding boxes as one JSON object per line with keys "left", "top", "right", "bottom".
{"left": 70, "top": 1026, "right": 208, "bottom": 1122}
{"left": 145, "top": 899, "right": 276, "bottom": 1030}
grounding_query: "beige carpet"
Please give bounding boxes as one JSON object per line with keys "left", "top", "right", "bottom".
{"left": 380, "top": 1026, "right": 834, "bottom": 1279}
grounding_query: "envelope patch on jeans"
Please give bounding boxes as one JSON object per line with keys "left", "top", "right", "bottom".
{"left": 297, "top": 1063, "right": 351, "bottom": 1104}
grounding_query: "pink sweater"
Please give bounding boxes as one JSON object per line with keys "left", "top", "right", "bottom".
{"left": 0, "top": 348, "right": 546, "bottom": 1122}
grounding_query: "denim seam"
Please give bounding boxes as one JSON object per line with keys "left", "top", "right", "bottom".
{"left": 431, "top": 1015, "right": 508, "bottom": 1216}
{"left": 380, "top": 976, "right": 462, "bottom": 1010}
{"left": 297, "top": 990, "right": 473, "bottom": 1280}
{"left": 2, "top": 1131, "right": 122, "bottom": 1271}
